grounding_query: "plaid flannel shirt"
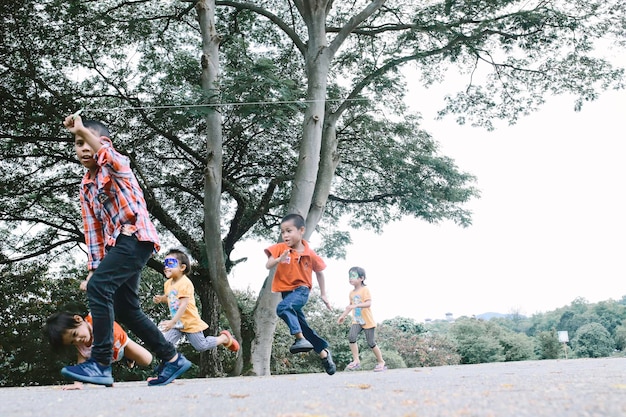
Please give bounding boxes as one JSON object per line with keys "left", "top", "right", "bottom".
{"left": 80, "top": 137, "right": 160, "bottom": 270}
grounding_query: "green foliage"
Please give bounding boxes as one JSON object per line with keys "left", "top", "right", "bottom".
{"left": 2, "top": 253, "right": 626, "bottom": 386}
{"left": 398, "top": 333, "right": 461, "bottom": 368}
{"left": 499, "top": 332, "right": 536, "bottom": 362}
{"left": 423, "top": 320, "right": 454, "bottom": 335}
{"left": 490, "top": 309, "right": 530, "bottom": 334}
{"left": 536, "top": 330, "right": 562, "bottom": 359}
{"left": 614, "top": 325, "right": 626, "bottom": 351}
{"left": 450, "top": 319, "right": 505, "bottom": 364}
{"left": 590, "top": 301, "right": 625, "bottom": 335}
{"left": 0, "top": 254, "right": 250, "bottom": 387}
{"left": 269, "top": 291, "right": 345, "bottom": 375}
{"left": 376, "top": 320, "right": 459, "bottom": 367}
{"left": 230, "top": 288, "right": 258, "bottom": 374}
{"left": 269, "top": 297, "right": 453, "bottom": 374}
{"left": 360, "top": 348, "right": 406, "bottom": 371}
{"left": 572, "top": 323, "right": 614, "bottom": 358}
{"left": 381, "top": 316, "right": 427, "bottom": 335}
{"left": 314, "top": 229, "right": 352, "bottom": 260}
{"left": 449, "top": 317, "right": 536, "bottom": 364}
{"left": 0, "top": 260, "right": 87, "bottom": 387}
{"left": 558, "top": 310, "right": 592, "bottom": 336}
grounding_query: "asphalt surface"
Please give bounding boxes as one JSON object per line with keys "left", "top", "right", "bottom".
{"left": 2, "top": 357, "right": 625, "bottom": 417}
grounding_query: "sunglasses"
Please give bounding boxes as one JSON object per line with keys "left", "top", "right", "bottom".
{"left": 163, "top": 258, "right": 179, "bottom": 268}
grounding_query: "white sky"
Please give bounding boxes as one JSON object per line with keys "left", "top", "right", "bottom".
{"left": 228, "top": 70, "right": 626, "bottom": 323}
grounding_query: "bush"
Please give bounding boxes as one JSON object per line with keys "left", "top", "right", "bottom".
{"left": 395, "top": 333, "right": 460, "bottom": 367}
{"left": 614, "top": 325, "right": 626, "bottom": 351}
{"left": 572, "top": 323, "right": 614, "bottom": 358}
{"left": 535, "top": 330, "right": 562, "bottom": 359}
{"left": 500, "top": 332, "right": 536, "bottom": 361}
{"left": 358, "top": 348, "right": 405, "bottom": 371}
{"left": 450, "top": 318, "right": 504, "bottom": 364}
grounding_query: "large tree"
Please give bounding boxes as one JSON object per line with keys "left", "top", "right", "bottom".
{"left": 226, "top": 0, "right": 625, "bottom": 374}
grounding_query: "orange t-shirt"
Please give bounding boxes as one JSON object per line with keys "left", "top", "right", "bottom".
{"left": 265, "top": 240, "right": 326, "bottom": 292}
{"left": 75, "top": 314, "right": 129, "bottom": 362}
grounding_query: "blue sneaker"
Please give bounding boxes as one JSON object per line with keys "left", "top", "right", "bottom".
{"left": 321, "top": 349, "right": 336, "bottom": 375}
{"left": 289, "top": 338, "right": 314, "bottom": 354}
{"left": 148, "top": 353, "right": 192, "bottom": 386}
{"left": 61, "top": 359, "right": 114, "bottom": 387}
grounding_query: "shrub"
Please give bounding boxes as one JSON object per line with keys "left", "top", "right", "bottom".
{"left": 572, "top": 323, "right": 614, "bottom": 358}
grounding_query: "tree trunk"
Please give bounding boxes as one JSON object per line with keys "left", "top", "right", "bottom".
{"left": 305, "top": 116, "right": 341, "bottom": 235}
{"left": 249, "top": 274, "right": 281, "bottom": 375}
{"left": 288, "top": 5, "right": 330, "bottom": 216}
{"left": 195, "top": 274, "right": 222, "bottom": 376}
{"left": 250, "top": 3, "right": 331, "bottom": 376}
{"left": 197, "top": 0, "right": 243, "bottom": 376}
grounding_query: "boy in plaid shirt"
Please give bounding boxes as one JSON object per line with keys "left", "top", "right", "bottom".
{"left": 60, "top": 114, "right": 190, "bottom": 387}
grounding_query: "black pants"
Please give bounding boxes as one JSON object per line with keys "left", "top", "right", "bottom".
{"left": 86, "top": 234, "right": 176, "bottom": 365}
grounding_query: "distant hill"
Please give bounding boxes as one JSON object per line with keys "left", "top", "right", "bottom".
{"left": 475, "top": 312, "right": 519, "bottom": 320}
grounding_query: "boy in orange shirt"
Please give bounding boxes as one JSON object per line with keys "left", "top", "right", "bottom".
{"left": 264, "top": 213, "right": 336, "bottom": 375}
{"left": 45, "top": 311, "right": 153, "bottom": 389}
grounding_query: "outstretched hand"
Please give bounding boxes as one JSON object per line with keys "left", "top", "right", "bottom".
{"left": 63, "top": 111, "right": 84, "bottom": 133}
{"left": 79, "top": 270, "right": 93, "bottom": 291}
{"left": 321, "top": 294, "right": 332, "bottom": 311}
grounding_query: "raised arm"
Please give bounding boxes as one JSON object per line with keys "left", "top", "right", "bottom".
{"left": 63, "top": 113, "right": 102, "bottom": 152}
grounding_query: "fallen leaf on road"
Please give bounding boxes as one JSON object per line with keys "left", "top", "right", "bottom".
{"left": 346, "top": 383, "right": 371, "bottom": 390}
{"left": 277, "top": 414, "right": 328, "bottom": 417}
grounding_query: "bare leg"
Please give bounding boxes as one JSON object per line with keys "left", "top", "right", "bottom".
{"left": 123, "top": 339, "right": 153, "bottom": 367}
{"left": 216, "top": 334, "right": 229, "bottom": 346}
{"left": 350, "top": 342, "right": 360, "bottom": 364}
{"left": 372, "top": 345, "right": 384, "bottom": 366}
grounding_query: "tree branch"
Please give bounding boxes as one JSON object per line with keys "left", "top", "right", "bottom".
{"left": 327, "top": 0, "right": 386, "bottom": 57}
{"left": 0, "top": 238, "right": 80, "bottom": 265}
{"left": 217, "top": 1, "right": 307, "bottom": 55}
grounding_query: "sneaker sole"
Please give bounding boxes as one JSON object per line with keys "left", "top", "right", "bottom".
{"left": 61, "top": 368, "right": 114, "bottom": 387}
{"left": 148, "top": 360, "right": 192, "bottom": 386}
{"left": 289, "top": 346, "right": 314, "bottom": 354}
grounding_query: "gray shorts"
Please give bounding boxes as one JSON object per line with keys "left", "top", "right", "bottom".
{"left": 348, "top": 324, "right": 377, "bottom": 348}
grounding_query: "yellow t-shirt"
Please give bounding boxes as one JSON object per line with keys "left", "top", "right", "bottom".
{"left": 164, "top": 275, "right": 208, "bottom": 333}
{"left": 349, "top": 286, "right": 376, "bottom": 329}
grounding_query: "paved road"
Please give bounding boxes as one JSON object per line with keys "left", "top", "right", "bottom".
{"left": 2, "top": 357, "right": 625, "bottom": 417}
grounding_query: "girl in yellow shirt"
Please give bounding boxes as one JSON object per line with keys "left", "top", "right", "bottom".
{"left": 153, "top": 249, "right": 239, "bottom": 353}
{"left": 338, "top": 266, "right": 386, "bottom": 372}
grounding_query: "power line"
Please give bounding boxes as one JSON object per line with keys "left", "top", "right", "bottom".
{"left": 83, "top": 97, "right": 369, "bottom": 113}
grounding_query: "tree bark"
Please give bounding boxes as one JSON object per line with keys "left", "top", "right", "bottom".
{"left": 305, "top": 115, "right": 340, "bottom": 236}
{"left": 195, "top": 274, "right": 222, "bottom": 376}
{"left": 249, "top": 273, "right": 281, "bottom": 375}
{"left": 197, "top": 0, "right": 243, "bottom": 376}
